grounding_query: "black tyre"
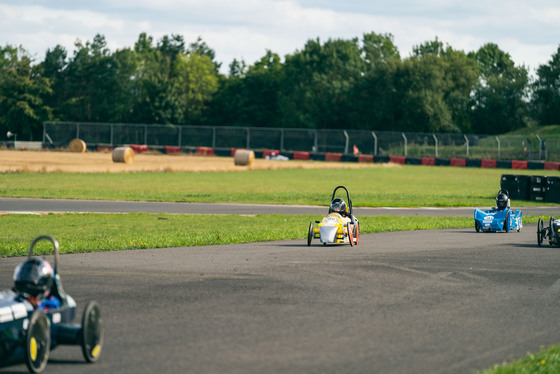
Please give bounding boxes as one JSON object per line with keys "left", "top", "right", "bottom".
{"left": 550, "top": 217, "right": 555, "bottom": 245}
{"left": 347, "top": 223, "right": 353, "bottom": 247}
{"left": 504, "top": 211, "right": 509, "bottom": 233}
{"left": 537, "top": 218, "right": 543, "bottom": 247}
{"left": 475, "top": 221, "right": 480, "bottom": 233}
{"left": 81, "top": 301, "right": 104, "bottom": 363}
{"left": 307, "top": 222, "right": 313, "bottom": 247}
{"left": 25, "top": 309, "right": 50, "bottom": 373}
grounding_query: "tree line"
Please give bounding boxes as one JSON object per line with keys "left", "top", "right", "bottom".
{"left": 1, "top": 32, "right": 559, "bottom": 141}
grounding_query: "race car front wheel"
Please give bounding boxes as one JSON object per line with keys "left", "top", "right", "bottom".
{"left": 475, "top": 221, "right": 480, "bottom": 233}
{"left": 347, "top": 223, "right": 353, "bottom": 247}
{"left": 307, "top": 221, "right": 313, "bottom": 247}
{"left": 25, "top": 309, "right": 50, "bottom": 373}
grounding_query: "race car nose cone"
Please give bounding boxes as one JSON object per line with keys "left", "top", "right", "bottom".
{"left": 320, "top": 226, "right": 338, "bottom": 243}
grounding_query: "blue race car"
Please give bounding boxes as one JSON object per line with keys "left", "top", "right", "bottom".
{"left": 0, "top": 235, "right": 103, "bottom": 373}
{"left": 474, "top": 190, "right": 522, "bottom": 233}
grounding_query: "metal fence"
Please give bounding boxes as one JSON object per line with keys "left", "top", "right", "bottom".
{"left": 43, "top": 121, "right": 560, "bottom": 161}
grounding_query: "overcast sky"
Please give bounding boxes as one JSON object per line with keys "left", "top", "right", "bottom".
{"left": 1, "top": 1, "right": 559, "bottom": 75}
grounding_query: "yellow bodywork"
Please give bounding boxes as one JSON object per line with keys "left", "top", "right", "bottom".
{"left": 314, "top": 213, "right": 351, "bottom": 244}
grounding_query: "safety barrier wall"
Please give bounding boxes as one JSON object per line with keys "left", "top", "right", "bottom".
{"left": 501, "top": 174, "right": 560, "bottom": 202}
{"left": 42, "top": 121, "right": 560, "bottom": 162}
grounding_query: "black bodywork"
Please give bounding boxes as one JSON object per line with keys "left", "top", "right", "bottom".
{"left": 537, "top": 216, "right": 560, "bottom": 247}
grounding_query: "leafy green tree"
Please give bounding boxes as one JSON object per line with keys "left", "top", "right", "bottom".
{"left": 353, "top": 32, "right": 401, "bottom": 131}
{"left": 229, "top": 50, "right": 284, "bottom": 127}
{"left": 128, "top": 33, "right": 181, "bottom": 124}
{"left": 393, "top": 39, "right": 478, "bottom": 133}
{"left": 40, "top": 45, "right": 68, "bottom": 120}
{"left": 469, "top": 43, "right": 530, "bottom": 134}
{"left": 172, "top": 51, "right": 219, "bottom": 125}
{"left": 188, "top": 36, "right": 222, "bottom": 73}
{"left": 206, "top": 59, "right": 248, "bottom": 126}
{"left": 108, "top": 47, "right": 140, "bottom": 123}
{"left": 281, "top": 37, "right": 365, "bottom": 129}
{"left": 208, "top": 52, "right": 283, "bottom": 127}
{"left": 61, "top": 34, "right": 118, "bottom": 122}
{"left": 0, "top": 45, "right": 52, "bottom": 140}
{"left": 532, "top": 45, "right": 560, "bottom": 125}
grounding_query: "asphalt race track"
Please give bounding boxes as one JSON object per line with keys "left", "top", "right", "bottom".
{"left": 2, "top": 200, "right": 560, "bottom": 373}
{"left": 1, "top": 197, "right": 560, "bottom": 217}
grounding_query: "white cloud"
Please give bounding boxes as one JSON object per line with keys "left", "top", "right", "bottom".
{"left": 0, "top": 1, "right": 558, "bottom": 74}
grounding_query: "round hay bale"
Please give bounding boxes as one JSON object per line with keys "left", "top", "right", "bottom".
{"left": 234, "top": 149, "right": 255, "bottom": 168}
{"left": 68, "top": 138, "right": 86, "bottom": 153}
{"left": 112, "top": 147, "right": 134, "bottom": 164}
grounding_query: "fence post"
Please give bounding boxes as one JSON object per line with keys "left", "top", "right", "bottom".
{"left": 536, "top": 134, "right": 545, "bottom": 160}
{"left": 371, "top": 131, "right": 377, "bottom": 156}
{"left": 280, "top": 128, "right": 284, "bottom": 152}
{"left": 401, "top": 133, "right": 407, "bottom": 156}
{"left": 314, "top": 130, "right": 318, "bottom": 152}
{"left": 432, "top": 133, "right": 438, "bottom": 157}
{"left": 246, "top": 127, "right": 250, "bottom": 149}
{"left": 343, "top": 130, "right": 349, "bottom": 154}
{"left": 144, "top": 125, "right": 148, "bottom": 145}
{"left": 178, "top": 126, "right": 182, "bottom": 147}
{"left": 212, "top": 127, "right": 216, "bottom": 148}
{"left": 464, "top": 134, "right": 469, "bottom": 157}
{"left": 110, "top": 123, "right": 114, "bottom": 146}
{"left": 495, "top": 136, "right": 500, "bottom": 159}
{"left": 76, "top": 123, "right": 80, "bottom": 139}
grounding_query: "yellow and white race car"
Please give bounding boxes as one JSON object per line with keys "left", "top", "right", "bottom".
{"left": 307, "top": 186, "right": 359, "bottom": 246}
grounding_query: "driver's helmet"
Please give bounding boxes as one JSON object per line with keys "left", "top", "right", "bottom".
{"left": 330, "top": 198, "right": 347, "bottom": 214}
{"left": 496, "top": 191, "right": 509, "bottom": 210}
{"left": 13, "top": 258, "right": 54, "bottom": 298}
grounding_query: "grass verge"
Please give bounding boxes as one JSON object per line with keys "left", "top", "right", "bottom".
{"left": 0, "top": 213, "right": 487, "bottom": 257}
{"left": 2, "top": 166, "right": 559, "bottom": 207}
{"left": 478, "top": 345, "right": 560, "bottom": 373}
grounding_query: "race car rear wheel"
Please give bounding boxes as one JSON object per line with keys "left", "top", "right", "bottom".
{"left": 347, "top": 223, "right": 353, "bottom": 247}
{"left": 537, "top": 218, "right": 543, "bottom": 247}
{"left": 307, "top": 221, "right": 313, "bottom": 247}
{"left": 25, "top": 309, "right": 50, "bottom": 373}
{"left": 81, "top": 300, "right": 104, "bottom": 363}
{"left": 475, "top": 221, "right": 480, "bottom": 233}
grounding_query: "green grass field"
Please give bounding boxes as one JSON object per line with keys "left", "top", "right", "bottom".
{"left": 0, "top": 165, "right": 551, "bottom": 257}
{"left": 2, "top": 166, "right": 559, "bottom": 207}
{"left": 477, "top": 345, "right": 560, "bottom": 374}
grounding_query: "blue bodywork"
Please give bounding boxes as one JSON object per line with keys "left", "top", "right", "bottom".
{"left": 474, "top": 207, "right": 522, "bottom": 232}
{"left": 0, "top": 290, "right": 33, "bottom": 365}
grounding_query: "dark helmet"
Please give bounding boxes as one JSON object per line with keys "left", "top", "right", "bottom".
{"left": 330, "top": 198, "right": 347, "bottom": 214}
{"left": 496, "top": 190, "right": 509, "bottom": 210}
{"left": 13, "top": 258, "right": 54, "bottom": 298}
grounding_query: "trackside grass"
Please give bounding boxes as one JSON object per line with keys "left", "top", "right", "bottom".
{"left": 2, "top": 166, "right": 560, "bottom": 206}
{"left": 0, "top": 213, "right": 483, "bottom": 257}
{"left": 478, "top": 345, "right": 560, "bottom": 373}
